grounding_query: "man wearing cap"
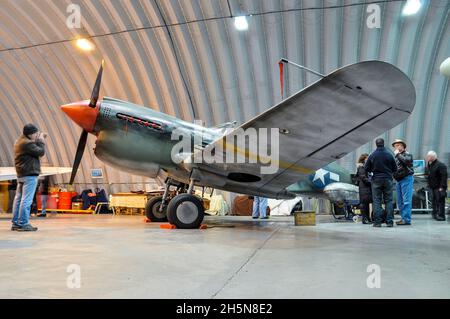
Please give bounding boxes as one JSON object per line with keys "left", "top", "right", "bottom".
{"left": 11, "top": 124, "right": 46, "bottom": 231}
{"left": 392, "top": 139, "right": 414, "bottom": 225}
{"left": 365, "top": 138, "right": 398, "bottom": 227}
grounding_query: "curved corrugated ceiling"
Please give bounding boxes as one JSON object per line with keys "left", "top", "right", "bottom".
{"left": 0, "top": 0, "right": 449, "bottom": 193}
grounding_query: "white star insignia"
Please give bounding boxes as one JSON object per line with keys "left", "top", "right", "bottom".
{"left": 313, "top": 169, "right": 328, "bottom": 185}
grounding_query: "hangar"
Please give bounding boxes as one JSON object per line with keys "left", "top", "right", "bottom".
{"left": 0, "top": 0, "right": 449, "bottom": 300}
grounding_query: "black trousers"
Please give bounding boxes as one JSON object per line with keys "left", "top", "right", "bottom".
{"left": 372, "top": 179, "right": 394, "bottom": 225}
{"left": 360, "top": 200, "right": 371, "bottom": 221}
{"left": 431, "top": 188, "right": 447, "bottom": 219}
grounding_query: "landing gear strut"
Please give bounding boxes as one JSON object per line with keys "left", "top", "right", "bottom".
{"left": 145, "top": 196, "right": 167, "bottom": 222}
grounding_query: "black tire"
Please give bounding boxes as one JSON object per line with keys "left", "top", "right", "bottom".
{"left": 167, "top": 194, "right": 204, "bottom": 229}
{"left": 145, "top": 196, "right": 168, "bottom": 222}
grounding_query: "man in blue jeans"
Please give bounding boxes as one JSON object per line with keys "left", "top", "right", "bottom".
{"left": 11, "top": 124, "right": 46, "bottom": 232}
{"left": 365, "top": 138, "right": 397, "bottom": 227}
{"left": 252, "top": 196, "right": 269, "bottom": 219}
{"left": 392, "top": 139, "right": 414, "bottom": 225}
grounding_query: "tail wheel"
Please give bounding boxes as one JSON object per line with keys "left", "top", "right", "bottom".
{"left": 167, "top": 194, "right": 204, "bottom": 229}
{"left": 145, "top": 196, "right": 168, "bottom": 222}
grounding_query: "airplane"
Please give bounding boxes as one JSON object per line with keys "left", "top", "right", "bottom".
{"left": 60, "top": 60, "right": 416, "bottom": 228}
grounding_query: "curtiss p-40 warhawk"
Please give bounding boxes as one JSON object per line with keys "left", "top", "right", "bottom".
{"left": 60, "top": 60, "right": 415, "bottom": 228}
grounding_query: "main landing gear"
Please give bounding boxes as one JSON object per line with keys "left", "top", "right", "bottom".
{"left": 145, "top": 178, "right": 205, "bottom": 229}
{"left": 145, "top": 196, "right": 168, "bottom": 222}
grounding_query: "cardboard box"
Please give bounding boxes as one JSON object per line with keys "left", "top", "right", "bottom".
{"left": 294, "top": 211, "right": 316, "bottom": 226}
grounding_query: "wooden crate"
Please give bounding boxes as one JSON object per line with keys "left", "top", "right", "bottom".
{"left": 294, "top": 211, "right": 316, "bottom": 226}
{"left": 110, "top": 191, "right": 164, "bottom": 215}
{"left": 110, "top": 193, "right": 150, "bottom": 209}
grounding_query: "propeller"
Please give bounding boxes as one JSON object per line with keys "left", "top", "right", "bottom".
{"left": 69, "top": 130, "right": 88, "bottom": 185}
{"left": 69, "top": 60, "right": 104, "bottom": 185}
{"left": 89, "top": 60, "right": 104, "bottom": 108}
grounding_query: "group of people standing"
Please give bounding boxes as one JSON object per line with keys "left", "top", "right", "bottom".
{"left": 355, "top": 138, "right": 448, "bottom": 227}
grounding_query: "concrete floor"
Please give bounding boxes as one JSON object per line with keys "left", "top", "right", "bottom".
{"left": 0, "top": 213, "right": 449, "bottom": 299}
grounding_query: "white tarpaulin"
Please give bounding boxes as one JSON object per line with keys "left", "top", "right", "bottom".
{"left": 206, "top": 195, "right": 229, "bottom": 216}
{"left": 268, "top": 196, "right": 304, "bottom": 216}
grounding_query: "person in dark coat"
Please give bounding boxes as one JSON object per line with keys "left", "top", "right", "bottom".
{"left": 365, "top": 138, "right": 398, "bottom": 227}
{"left": 355, "top": 153, "right": 372, "bottom": 224}
{"left": 426, "top": 151, "right": 448, "bottom": 221}
{"left": 11, "top": 124, "right": 46, "bottom": 231}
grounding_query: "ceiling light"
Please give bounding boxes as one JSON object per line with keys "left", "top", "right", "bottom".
{"left": 440, "top": 57, "right": 450, "bottom": 78}
{"left": 75, "top": 38, "right": 95, "bottom": 51}
{"left": 234, "top": 16, "right": 248, "bottom": 31}
{"left": 402, "top": 0, "right": 422, "bottom": 16}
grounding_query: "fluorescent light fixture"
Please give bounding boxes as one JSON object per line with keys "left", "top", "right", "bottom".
{"left": 234, "top": 16, "right": 248, "bottom": 31}
{"left": 75, "top": 38, "right": 95, "bottom": 51}
{"left": 402, "top": 0, "right": 422, "bottom": 16}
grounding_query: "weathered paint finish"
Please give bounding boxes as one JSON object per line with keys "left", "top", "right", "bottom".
{"left": 93, "top": 97, "right": 224, "bottom": 183}
{"left": 90, "top": 97, "right": 356, "bottom": 200}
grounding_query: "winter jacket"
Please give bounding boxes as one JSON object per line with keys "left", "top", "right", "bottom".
{"left": 427, "top": 160, "right": 448, "bottom": 190}
{"left": 364, "top": 147, "right": 397, "bottom": 181}
{"left": 14, "top": 135, "right": 45, "bottom": 178}
{"left": 355, "top": 164, "right": 372, "bottom": 203}
{"left": 393, "top": 151, "right": 414, "bottom": 181}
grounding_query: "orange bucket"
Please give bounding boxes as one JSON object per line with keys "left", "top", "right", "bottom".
{"left": 58, "top": 192, "right": 73, "bottom": 210}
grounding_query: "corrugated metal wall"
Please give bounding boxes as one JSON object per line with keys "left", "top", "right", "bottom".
{"left": 0, "top": 0, "right": 449, "bottom": 193}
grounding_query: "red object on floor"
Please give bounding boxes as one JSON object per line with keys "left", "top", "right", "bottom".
{"left": 144, "top": 218, "right": 152, "bottom": 223}
{"left": 37, "top": 194, "right": 42, "bottom": 210}
{"left": 58, "top": 192, "right": 72, "bottom": 210}
{"left": 160, "top": 224, "right": 177, "bottom": 229}
{"left": 46, "top": 192, "right": 59, "bottom": 209}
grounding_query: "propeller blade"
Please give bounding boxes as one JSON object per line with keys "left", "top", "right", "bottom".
{"left": 69, "top": 130, "right": 88, "bottom": 185}
{"left": 89, "top": 60, "right": 104, "bottom": 108}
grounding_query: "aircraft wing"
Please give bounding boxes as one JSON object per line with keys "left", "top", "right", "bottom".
{"left": 0, "top": 167, "right": 72, "bottom": 182}
{"left": 191, "top": 61, "right": 416, "bottom": 199}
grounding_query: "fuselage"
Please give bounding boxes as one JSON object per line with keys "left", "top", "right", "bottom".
{"left": 61, "top": 97, "right": 358, "bottom": 201}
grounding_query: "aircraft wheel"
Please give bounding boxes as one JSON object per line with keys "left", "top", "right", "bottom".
{"left": 167, "top": 194, "right": 204, "bottom": 229}
{"left": 145, "top": 196, "right": 168, "bottom": 222}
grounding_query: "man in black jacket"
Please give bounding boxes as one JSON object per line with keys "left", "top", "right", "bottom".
{"left": 11, "top": 124, "right": 46, "bottom": 231}
{"left": 426, "top": 151, "right": 448, "bottom": 221}
{"left": 365, "top": 138, "right": 397, "bottom": 227}
{"left": 392, "top": 139, "right": 414, "bottom": 226}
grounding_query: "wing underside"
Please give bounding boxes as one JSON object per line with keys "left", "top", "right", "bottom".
{"left": 190, "top": 61, "right": 416, "bottom": 199}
